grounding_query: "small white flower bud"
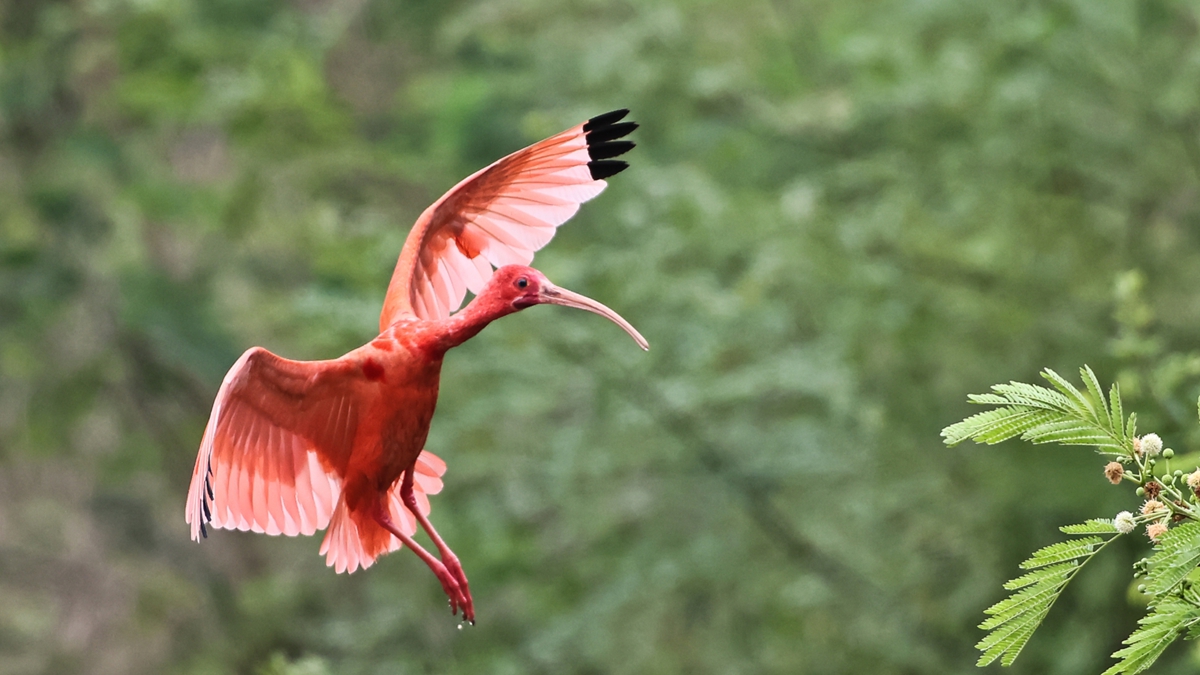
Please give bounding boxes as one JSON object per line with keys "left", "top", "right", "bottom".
{"left": 1141, "top": 433, "right": 1163, "bottom": 457}
{"left": 1114, "top": 511, "right": 1136, "bottom": 534}
{"left": 1188, "top": 470, "right": 1200, "bottom": 492}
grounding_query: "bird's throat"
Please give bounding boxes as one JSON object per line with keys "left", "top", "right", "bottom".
{"left": 426, "top": 293, "right": 519, "bottom": 354}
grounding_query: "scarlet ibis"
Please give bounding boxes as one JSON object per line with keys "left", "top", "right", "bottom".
{"left": 185, "top": 110, "right": 646, "bottom": 623}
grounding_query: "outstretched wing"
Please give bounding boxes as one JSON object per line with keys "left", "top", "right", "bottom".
{"left": 378, "top": 109, "right": 636, "bottom": 329}
{"left": 184, "top": 347, "right": 443, "bottom": 541}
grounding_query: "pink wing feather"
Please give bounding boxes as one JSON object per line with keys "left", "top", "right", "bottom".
{"left": 184, "top": 347, "right": 445, "bottom": 548}
{"left": 379, "top": 109, "right": 636, "bottom": 329}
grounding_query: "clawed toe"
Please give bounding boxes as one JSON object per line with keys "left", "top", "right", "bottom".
{"left": 431, "top": 561, "right": 469, "bottom": 618}
{"left": 444, "top": 557, "right": 474, "bottom": 623}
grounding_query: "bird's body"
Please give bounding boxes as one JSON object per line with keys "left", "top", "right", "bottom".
{"left": 326, "top": 326, "right": 444, "bottom": 560}
{"left": 185, "top": 110, "right": 645, "bottom": 623}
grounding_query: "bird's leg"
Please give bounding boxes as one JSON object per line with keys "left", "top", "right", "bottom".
{"left": 372, "top": 503, "right": 470, "bottom": 619}
{"left": 400, "top": 467, "right": 475, "bottom": 624}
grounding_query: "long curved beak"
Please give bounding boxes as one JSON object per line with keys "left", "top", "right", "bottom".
{"left": 539, "top": 284, "right": 649, "bottom": 351}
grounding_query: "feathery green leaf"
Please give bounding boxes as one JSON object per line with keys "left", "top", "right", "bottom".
{"left": 1081, "top": 365, "right": 1111, "bottom": 429}
{"left": 1146, "top": 522, "right": 1200, "bottom": 596}
{"left": 1041, "top": 369, "right": 1092, "bottom": 415}
{"left": 1022, "top": 536, "right": 1104, "bottom": 569}
{"left": 977, "top": 612, "right": 1043, "bottom": 667}
{"left": 1002, "top": 562, "right": 1077, "bottom": 591}
{"left": 1060, "top": 519, "right": 1118, "bottom": 535}
{"left": 942, "top": 408, "right": 1057, "bottom": 446}
{"left": 1103, "top": 599, "right": 1200, "bottom": 675}
{"left": 987, "top": 382, "right": 1073, "bottom": 413}
{"left": 1022, "top": 420, "right": 1121, "bottom": 449}
{"left": 976, "top": 532, "right": 1117, "bottom": 666}
{"left": 943, "top": 369, "right": 1130, "bottom": 454}
{"left": 1110, "top": 383, "right": 1125, "bottom": 443}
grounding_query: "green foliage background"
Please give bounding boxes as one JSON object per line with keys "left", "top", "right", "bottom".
{"left": 6, "top": 0, "right": 1200, "bottom": 673}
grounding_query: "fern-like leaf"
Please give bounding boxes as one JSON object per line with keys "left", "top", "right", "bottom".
{"left": 1100, "top": 523, "right": 1200, "bottom": 673}
{"left": 1146, "top": 522, "right": 1200, "bottom": 596}
{"left": 942, "top": 368, "right": 1132, "bottom": 454}
{"left": 1001, "top": 562, "right": 1077, "bottom": 591}
{"left": 943, "top": 407, "right": 1058, "bottom": 445}
{"left": 976, "top": 530, "right": 1118, "bottom": 666}
{"left": 1022, "top": 536, "right": 1104, "bottom": 569}
{"left": 1041, "top": 368, "right": 1092, "bottom": 415}
{"left": 1109, "top": 383, "right": 1124, "bottom": 443}
{"left": 1060, "top": 519, "right": 1118, "bottom": 535}
{"left": 987, "top": 382, "right": 1073, "bottom": 413}
{"left": 1022, "top": 419, "right": 1120, "bottom": 450}
{"left": 1080, "top": 365, "right": 1112, "bottom": 429}
{"left": 1103, "top": 599, "right": 1200, "bottom": 675}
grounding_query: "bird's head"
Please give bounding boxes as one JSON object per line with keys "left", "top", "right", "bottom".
{"left": 487, "top": 265, "right": 648, "bottom": 350}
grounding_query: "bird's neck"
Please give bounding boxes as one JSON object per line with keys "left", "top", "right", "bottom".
{"left": 426, "top": 294, "right": 516, "bottom": 355}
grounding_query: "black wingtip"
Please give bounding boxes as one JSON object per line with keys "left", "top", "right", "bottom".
{"left": 589, "top": 140, "right": 635, "bottom": 160}
{"left": 583, "top": 110, "right": 637, "bottom": 174}
{"left": 587, "top": 122, "right": 638, "bottom": 147}
{"left": 588, "top": 159, "right": 628, "bottom": 180}
{"left": 584, "top": 108, "right": 630, "bottom": 132}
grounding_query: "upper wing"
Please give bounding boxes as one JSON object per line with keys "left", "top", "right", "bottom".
{"left": 378, "top": 109, "right": 636, "bottom": 329}
{"left": 183, "top": 347, "right": 444, "bottom": 542}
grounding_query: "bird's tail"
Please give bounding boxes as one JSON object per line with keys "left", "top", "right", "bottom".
{"left": 319, "top": 496, "right": 407, "bottom": 573}
{"left": 318, "top": 453, "right": 445, "bottom": 573}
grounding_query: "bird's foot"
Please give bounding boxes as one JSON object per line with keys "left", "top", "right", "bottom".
{"left": 443, "top": 554, "right": 474, "bottom": 624}
{"left": 431, "top": 559, "right": 472, "bottom": 622}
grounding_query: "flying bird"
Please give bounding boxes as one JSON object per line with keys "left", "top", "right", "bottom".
{"left": 185, "top": 109, "right": 645, "bottom": 624}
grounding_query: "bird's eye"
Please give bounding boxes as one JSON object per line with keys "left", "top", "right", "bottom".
{"left": 517, "top": 277, "right": 528, "bottom": 289}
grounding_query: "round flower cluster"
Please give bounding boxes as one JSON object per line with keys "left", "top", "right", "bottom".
{"left": 1104, "top": 461, "right": 1124, "bottom": 485}
{"left": 1188, "top": 470, "right": 1200, "bottom": 493}
{"left": 1144, "top": 480, "right": 1163, "bottom": 500}
{"left": 1114, "top": 511, "right": 1136, "bottom": 534}
{"left": 1140, "top": 433, "right": 1163, "bottom": 457}
{"left": 1142, "top": 499, "right": 1167, "bottom": 517}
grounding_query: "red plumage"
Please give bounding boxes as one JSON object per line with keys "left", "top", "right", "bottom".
{"left": 185, "top": 110, "right": 646, "bottom": 623}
